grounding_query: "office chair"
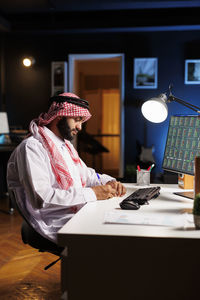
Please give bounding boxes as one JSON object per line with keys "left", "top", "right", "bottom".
{"left": 8, "top": 189, "right": 64, "bottom": 270}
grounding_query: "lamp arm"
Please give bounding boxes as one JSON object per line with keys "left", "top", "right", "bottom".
{"left": 168, "top": 95, "right": 200, "bottom": 113}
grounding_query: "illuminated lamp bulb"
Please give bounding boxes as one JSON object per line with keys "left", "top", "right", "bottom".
{"left": 22, "top": 57, "right": 35, "bottom": 67}
{"left": 141, "top": 94, "right": 168, "bottom": 123}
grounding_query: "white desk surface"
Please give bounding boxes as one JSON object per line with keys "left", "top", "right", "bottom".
{"left": 58, "top": 184, "right": 200, "bottom": 240}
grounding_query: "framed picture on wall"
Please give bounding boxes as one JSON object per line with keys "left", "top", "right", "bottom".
{"left": 134, "top": 58, "right": 158, "bottom": 89}
{"left": 185, "top": 59, "right": 200, "bottom": 84}
{"left": 51, "top": 61, "right": 68, "bottom": 96}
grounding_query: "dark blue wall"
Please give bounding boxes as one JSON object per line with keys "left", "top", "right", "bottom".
{"left": 2, "top": 29, "right": 200, "bottom": 176}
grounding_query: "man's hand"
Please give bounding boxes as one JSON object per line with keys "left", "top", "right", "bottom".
{"left": 106, "top": 181, "right": 126, "bottom": 197}
{"left": 92, "top": 181, "right": 126, "bottom": 200}
{"left": 92, "top": 185, "right": 118, "bottom": 200}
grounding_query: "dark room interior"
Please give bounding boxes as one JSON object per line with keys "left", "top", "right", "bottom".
{"left": 1, "top": 1, "right": 200, "bottom": 299}
{"left": 1, "top": 0, "right": 200, "bottom": 178}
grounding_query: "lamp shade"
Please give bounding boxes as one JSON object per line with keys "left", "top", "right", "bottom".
{"left": 141, "top": 93, "right": 168, "bottom": 123}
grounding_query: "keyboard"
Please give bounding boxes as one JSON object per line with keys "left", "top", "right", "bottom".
{"left": 120, "top": 186, "right": 161, "bottom": 209}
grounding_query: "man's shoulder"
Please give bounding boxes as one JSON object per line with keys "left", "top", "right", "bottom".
{"left": 18, "top": 135, "right": 39, "bottom": 146}
{"left": 16, "top": 136, "right": 44, "bottom": 153}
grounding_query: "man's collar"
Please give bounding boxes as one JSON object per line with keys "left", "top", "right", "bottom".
{"left": 44, "top": 126, "right": 65, "bottom": 146}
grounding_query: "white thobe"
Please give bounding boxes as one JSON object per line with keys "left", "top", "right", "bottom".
{"left": 7, "top": 126, "right": 115, "bottom": 242}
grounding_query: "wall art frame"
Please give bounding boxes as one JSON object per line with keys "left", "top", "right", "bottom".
{"left": 134, "top": 57, "right": 158, "bottom": 89}
{"left": 185, "top": 59, "right": 200, "bottom": 84}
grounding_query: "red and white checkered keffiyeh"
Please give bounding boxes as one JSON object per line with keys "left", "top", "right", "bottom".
{"left": 37, "top": 92, "right": 91, "bottom": 126}
{"left": 29, "top": 92, "right": 91, "bottom": 190}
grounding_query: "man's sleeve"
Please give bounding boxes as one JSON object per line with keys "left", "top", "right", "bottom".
{"left": 16, "top": 140, "right": 97, "bottom": 207}
{"left": 80, "top": 158, "right": 116, "bottom": 187}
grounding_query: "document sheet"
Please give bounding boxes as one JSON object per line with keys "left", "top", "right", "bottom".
{"left": 104, "top": 210, "right": 193, "bottom": 227}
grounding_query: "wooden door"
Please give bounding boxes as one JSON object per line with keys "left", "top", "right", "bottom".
{"left": 79, "top": 89, "right": 120, "bottom": 177}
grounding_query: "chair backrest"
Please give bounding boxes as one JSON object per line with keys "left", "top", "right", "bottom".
{"left": 8, "top": 188, "right": 63, "bottom": 255}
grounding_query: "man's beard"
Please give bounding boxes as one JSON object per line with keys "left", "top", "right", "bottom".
{"left": 57, "top": 117, "right": 77, "bottom": 141}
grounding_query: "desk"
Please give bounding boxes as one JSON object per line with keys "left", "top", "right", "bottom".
{"left": 58, "top": 184, "right": 200, "bottom": 300}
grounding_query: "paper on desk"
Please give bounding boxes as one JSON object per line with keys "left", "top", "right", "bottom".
{"left": 104, "top": 210, "right": 192, "bottom": 227}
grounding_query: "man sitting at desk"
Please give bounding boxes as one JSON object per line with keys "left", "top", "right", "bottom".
{"left": 7, "top": 92, "right": 126, "bottom": 243}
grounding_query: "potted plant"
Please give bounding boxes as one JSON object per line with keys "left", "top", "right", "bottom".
{"left": 193, "top": 193, "right": 200, "bottom": 229}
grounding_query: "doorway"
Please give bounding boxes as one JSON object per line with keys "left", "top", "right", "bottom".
{"left": 68, "top": 54, "right": 124, "bottom": 178}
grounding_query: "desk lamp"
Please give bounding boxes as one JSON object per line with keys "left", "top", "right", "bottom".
{"left": 141, "top": 84, "right": 200, "bottom": 123}
{"left": 0, "top": 112, "right": 10, "bottom": 144}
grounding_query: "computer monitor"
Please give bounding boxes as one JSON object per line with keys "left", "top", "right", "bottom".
{"left": 0, "top": 112, "right": 10, "bottom": 144}
{"left": 162, "top": 115, "right": 200, "bottom": 199}
{"left": 0, "top": 112, "right": 9, "bottom": 134}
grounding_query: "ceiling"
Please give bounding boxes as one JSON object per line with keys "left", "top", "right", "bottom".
{"left": 1, "top": 0, "right": 200, "bottom": 34}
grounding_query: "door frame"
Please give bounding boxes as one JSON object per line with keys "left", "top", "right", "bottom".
{"left": 68, "top": 53, "right": 125, "bottom": 178}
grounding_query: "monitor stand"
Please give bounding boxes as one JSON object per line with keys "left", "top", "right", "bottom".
{"left": 173, "top": 191, "right": 194, "bottom": 200}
